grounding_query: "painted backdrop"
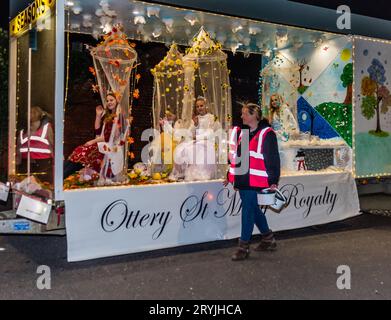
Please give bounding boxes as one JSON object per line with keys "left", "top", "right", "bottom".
{"left": 354, "top": 38, "right": 391, "bottom": 177}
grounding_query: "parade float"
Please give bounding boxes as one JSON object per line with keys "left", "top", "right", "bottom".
{"left": 1, "top": 0, "right": 389, "bottom": 261}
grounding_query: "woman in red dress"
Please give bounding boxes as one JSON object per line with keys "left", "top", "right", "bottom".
{"left": 64, "top": 93, "right": 126, "bottom": 178}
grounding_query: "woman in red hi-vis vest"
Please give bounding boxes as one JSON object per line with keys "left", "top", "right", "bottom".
{"left": 17, "top": 106, "right": 54, "bottom": 183}
{"left": 224, "top": 102, "right": 280, "bottom": 261}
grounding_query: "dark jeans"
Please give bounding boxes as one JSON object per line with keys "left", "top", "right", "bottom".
{"left": 239, "top": 189, "right": 271, "bottom": 242}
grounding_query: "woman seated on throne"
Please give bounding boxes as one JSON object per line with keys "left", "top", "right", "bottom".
{"left": 64, "top": 92, "right": 132, "bottom": 183}
{"left": 169, "top": 96, "right": 221, "bottom": 181}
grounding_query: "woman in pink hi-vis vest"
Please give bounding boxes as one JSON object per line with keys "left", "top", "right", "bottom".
{"left": 224, "top": 102, "right": 280, "bottom": 261}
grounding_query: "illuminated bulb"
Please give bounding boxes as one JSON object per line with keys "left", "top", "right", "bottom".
{"left": 184, "top": 13, "right": 198, "bottom": 26}
{"left": 152, "top": 26, "right": 162, "bottom": 38}
{"left": 72, "top": 5, "right": 82, "bottom": 15}
{"left": 102, "top": 23, "right": 112, "bottom": 34}
{"left": 249, "top": 26, "right": 261, "bottom": 35}
{"left": 230, "top": 42, "right": 241, "bottom": 55}
{"left": 99, "top": 0, "right": 109, "bottom": 7}
{"left": 232, "top": 21, "right": 243, "bottom": 33}
{"left": 71, "top": 23, "right": 80, "bottom": 30}
{"left": 134, "top": 16, "right": 146, "bottom": 25}
{"left": 162, "top": 18, "right": 174, "bottom": 33}
{"left": 82, "top": 14, "right": 93, "bottom": 28}
{"left": 65, "top": 1, "right": 74, "bottom": 7}
{"left": 147, "top": 7, "right": 160, "bottom": 18}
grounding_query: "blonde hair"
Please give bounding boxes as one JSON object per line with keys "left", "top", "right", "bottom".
{"left": 269, "top": 93, "right": 284, "bottom": 110}
{"left": 240, "top": 101, "right": 263, "bottom": 121}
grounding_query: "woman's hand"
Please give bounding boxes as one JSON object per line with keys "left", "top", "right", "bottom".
{"left": 96, "top": 105, "right": 104, "bottom": 118}
{"left": 269, "top": 184, "right": 278, "bottom": 191}
{"left": 193, "top": 115, "right": 199, "bottom": 127}
{"left": 223, "top": 179, "right": 229, "bottom": 187}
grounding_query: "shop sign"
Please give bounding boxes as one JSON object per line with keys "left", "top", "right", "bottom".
{"left": 10, "top": 0, "right": 56, "bottom": 37}
{"left": 64, "top": 172, "right": 360, "bottom": 262}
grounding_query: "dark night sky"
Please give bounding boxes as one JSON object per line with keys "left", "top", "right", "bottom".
{"left": 0, "top": 1, "right": 10, "bottom": 30}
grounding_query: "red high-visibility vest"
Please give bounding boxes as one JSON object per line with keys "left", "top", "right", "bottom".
{"left": 19, "top": 123, "right": 53, "bottom": 159}
{"left": 228, "top": 126, "right": 273, "bottom": 188}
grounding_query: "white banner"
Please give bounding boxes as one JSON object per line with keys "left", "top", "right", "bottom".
{"left": 64, "top": 172, "right": 360, "bottom": 262}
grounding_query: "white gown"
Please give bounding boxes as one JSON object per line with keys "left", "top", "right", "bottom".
{"left": 171, "top": 113, "right": 221, "bottom": 181}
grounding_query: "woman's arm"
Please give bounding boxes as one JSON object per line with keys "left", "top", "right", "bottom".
{"left": 84, "top": 135, "right": 104, "bottom": 146}
{"left": 263, "top": 131, "right": 281, "bottom": 186}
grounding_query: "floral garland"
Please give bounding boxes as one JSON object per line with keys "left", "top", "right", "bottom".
{"left": 185, "top": 32, "right": 223, "bottom": 57}
{"left": 151, "top": 44, "right": 184, "bottom": 78}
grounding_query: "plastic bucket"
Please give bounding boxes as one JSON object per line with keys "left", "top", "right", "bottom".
{"left": 257, "top": 189, "right": 276, "bottom": 206}
{"left": 257, "top": 188, "right": 287, "bottom": 211}
{"left": 270, "top": 189, "right": 287, "bottom": 211}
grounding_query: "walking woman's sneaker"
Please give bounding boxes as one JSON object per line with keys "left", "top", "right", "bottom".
{"left": 254, "top": 232, "right": 277, "bottom": 251}
{"left": 231, "top": 240, "right": 250, "bottom": 261}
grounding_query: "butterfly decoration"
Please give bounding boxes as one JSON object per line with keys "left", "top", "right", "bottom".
{"left": 109, "top": 59, "right": 121, "bottom": 68}
{"left": 104, "top": 46, "right": 112, "bottom": 58}
{"left": 133, "top": 89, "right": 140, "bottom": 99}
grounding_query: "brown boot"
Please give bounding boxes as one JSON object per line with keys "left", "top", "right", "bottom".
{"left": 254, "top": 231, "right": 277, "bottom": 251}
{"left": 231, "top": 240, "right": 250, "bottom": 261}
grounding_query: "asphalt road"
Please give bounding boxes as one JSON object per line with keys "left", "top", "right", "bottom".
{"left": 0, "top": 194, "right": 390, "bottom": 300}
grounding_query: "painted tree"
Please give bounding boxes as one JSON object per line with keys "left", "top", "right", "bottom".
{"left": 295, "top": 58, "right": 309, "bottom": 94}
{"left": 360, "top": 58, "right": 391, "bottom": 135}
{"left": 340, "top": 62, "right": 352, "bottom": 105}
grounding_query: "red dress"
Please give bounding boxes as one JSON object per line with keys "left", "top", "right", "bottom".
{"left": 68, "top": 120, "right": 113, "bottom": 173}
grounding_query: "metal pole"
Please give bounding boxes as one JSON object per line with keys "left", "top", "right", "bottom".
{"left": 27, "top": 42, "right": 32, "bottom": 182}
{"left": 54, "top": 0, "right": 65, "bottom": 200}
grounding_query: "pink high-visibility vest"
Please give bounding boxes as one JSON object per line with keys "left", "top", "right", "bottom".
{"left": 19, "top": 123, "right": 53, "bottom": 159}
{"left": 228, "top": 126, "right": 273, "bottom": 188}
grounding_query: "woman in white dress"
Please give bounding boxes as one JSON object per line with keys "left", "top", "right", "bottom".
{"left": 268, "top": 93, "right": 299, "bottom": 171}
{"left": 170, "top": 96, "right": 221, "bottom": 181}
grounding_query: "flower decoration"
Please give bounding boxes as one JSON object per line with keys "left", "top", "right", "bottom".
{"left": 89, "top": 66, "right": 96, "bottom": 76}
{"left": 185, "top": 28, "right": 224, "bottom": 57}
{"left": 109, "top": 59, "right": 121, "bottom": 68}
{"left": 133, "top": 89, "right": 140, "bottom": 99}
